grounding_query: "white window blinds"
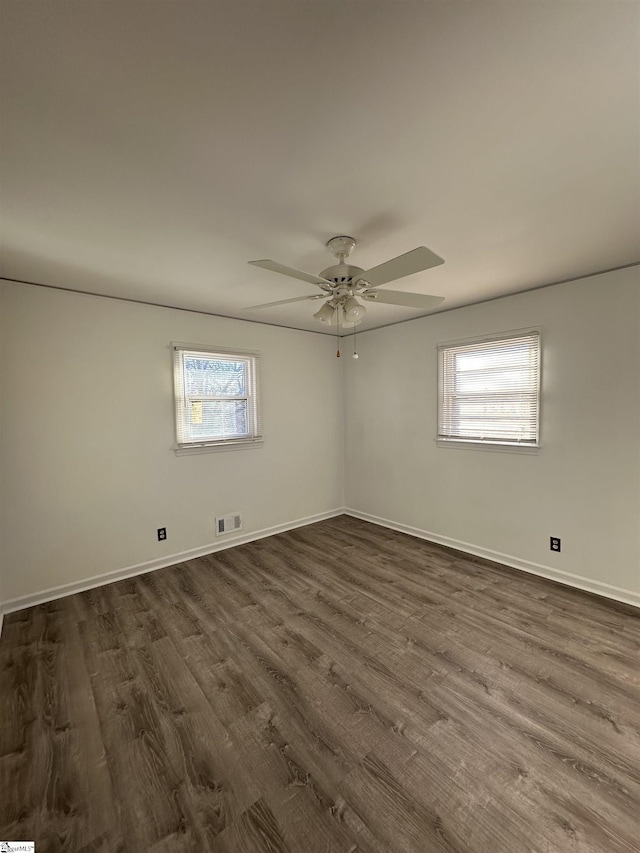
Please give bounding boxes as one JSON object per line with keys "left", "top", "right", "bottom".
{"left": 438, "top": 331, "right": 540, "bottom": 446}
{"left": 173, "top": 345, "right": 262, "bottom": 450}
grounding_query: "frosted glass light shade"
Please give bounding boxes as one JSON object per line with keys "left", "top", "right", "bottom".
{"left": 343, "top": 296, "right": 366, "bottom": 322}
{"left": 313, "top": 302, "right": 336, "bottom": 324}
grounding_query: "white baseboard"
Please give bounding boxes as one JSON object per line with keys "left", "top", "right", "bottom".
{"left": 3, "top": 506, "right": 637, "bottom": 637}
{"left": 0, "top": 508, "right": 346, "bottom": 625}
{"left": 344, "top": 508, "right": 640, "bottom": 611}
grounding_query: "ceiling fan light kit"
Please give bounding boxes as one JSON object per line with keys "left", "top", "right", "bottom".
{"left": 247, "top": 235, "right": 445, "bottom": 340}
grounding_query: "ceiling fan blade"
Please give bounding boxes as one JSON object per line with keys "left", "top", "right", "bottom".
{"left": 353, "top": 246, "right": 444, "bottom": 288}
{"left": 248, "top": 259, "right": 333, "bottom": 288}
{"left": 361, "top": 290, "right": 445, "bottom": 309}
{"left": 245, "top": 293, "right": 326, "bottom": 310}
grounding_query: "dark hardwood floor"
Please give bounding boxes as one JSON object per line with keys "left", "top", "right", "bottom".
{"left": 1, "top": 515, "right": 639, "bottom": 852}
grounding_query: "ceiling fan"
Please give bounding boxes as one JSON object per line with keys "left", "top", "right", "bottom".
{"left": 246, "top": 236, "right": 445, "bottom": 327}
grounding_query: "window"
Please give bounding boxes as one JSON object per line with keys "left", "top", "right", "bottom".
{"left": 173, "top": 345, "right": 262, "bottom": 451}
{"left": 438, "top": 330, "right": 540, "bottom": 447}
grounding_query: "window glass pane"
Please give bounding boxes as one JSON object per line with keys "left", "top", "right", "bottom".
{"left": 455, "top": 365, "right": 534, "bottom": 394}
{"left": 173, "top": 345, "right": 261, "bottom": 450}
{"left": 456, "top": 344, "right": 532, "bottom": 373}
{"left": 456, "top": 419, "right": 533, "bottom": 438}
{"left": 438, "top": 332, "right": 540, "bottom": 445}
{"left": 188, "top": 399, "right": 248, "bottom": 440}
{"left": 184, "top": 356, "right": 247, "bottom": 397}
{"left": 455, "top": 398, "right": 535, "bottom": 419}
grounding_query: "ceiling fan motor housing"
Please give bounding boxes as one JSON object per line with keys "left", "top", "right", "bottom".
{"left": 318, "top": 263, "right": 365, "bottom": 286}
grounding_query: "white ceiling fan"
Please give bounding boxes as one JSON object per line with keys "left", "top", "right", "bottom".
{"left": 246, "top": 236, "right": 445, "bottom": 327}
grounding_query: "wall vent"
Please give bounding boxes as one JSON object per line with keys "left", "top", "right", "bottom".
{"left": 216, "top": 512, "right": 243, "bottom": 536}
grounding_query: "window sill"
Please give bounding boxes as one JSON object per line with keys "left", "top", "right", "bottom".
{"left": 175, "top": 439, "right": 264, "bottom": 456}
{"left": 436, "top": 438, "right": 539, "bottom": 455}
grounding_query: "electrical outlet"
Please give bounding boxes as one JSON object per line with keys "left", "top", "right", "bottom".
{"left": 157, "top": 527, "right": 167, "bottom": 541}
{"left": 550, "top": 536, "right": 561, "bottom": 552}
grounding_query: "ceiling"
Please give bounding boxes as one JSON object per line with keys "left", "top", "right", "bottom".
{"left": 1, "top": 1, "right": 638, "bottom": 335}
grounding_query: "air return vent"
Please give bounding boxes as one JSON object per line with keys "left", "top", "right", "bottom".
{"left": 216, "top": 512, "right": 243, "bottom": 536}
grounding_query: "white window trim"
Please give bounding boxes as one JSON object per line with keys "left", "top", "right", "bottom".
{"left": 434, "top": 437, "right": 540, "bottom": 454}
{"left": 172, "top": 343, "right": 263, "bottom": 455}
{"left": 436, "top": 327, "right": 541, "bottom": 453}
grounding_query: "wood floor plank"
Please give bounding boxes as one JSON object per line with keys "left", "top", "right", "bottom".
{"left": 77, "top": 608, "right": 201, "bottom": 851}
{"left": 130, "top": 636, "right": 261, "bottom": 845}
{"left": 226, "top": 703, "right": 359, "bottom": 852}
{"left": 1, "top": 602, "right": 124, "bottom": 851}
{"left": 211, "top": 797, "right": 291, "bottom": 853}
{"left": 339, "top": 750, "right": 467, "bottom": 853}
{"left": 2, "top": 515, "right": 639, "bottom": 852}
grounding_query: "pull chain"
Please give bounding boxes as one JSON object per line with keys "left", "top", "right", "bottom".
{"left": 336, "top": 304, "right": 341, "bottom": 357}
{"left": 352, "top": 322, "right": 359, "bottom": 359}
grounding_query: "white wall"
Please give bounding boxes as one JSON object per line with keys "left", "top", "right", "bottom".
{"left": 2, "top": 266, "right": 639, "bottom": 611}
{"left": 0, "top": 286, "right": 5, "bottom": 610}
{"left": 0, "top": 283, "right": 344, "bottom": 604}
{"left": 344, "top": 266, "right": 640, "bottom": 606}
